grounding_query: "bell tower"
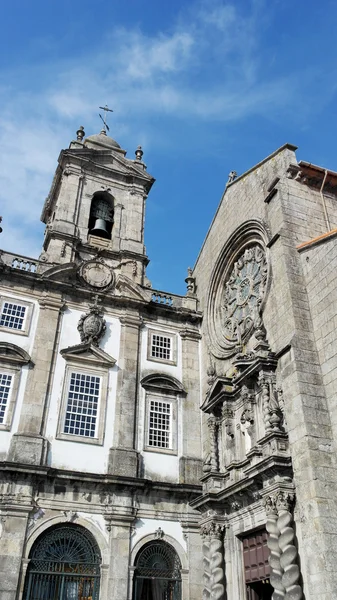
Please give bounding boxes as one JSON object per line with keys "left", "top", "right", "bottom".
{"left": 40, "top": 125, "right": 154, "bottom": 285}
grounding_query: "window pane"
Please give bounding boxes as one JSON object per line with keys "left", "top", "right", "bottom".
{"left": 148, "top": 400, "right": 171, "bottom": 448}
{"left": 0, "top": 373, "right": 12, "bottom": 423}
{"left": 64, "top": 373, "right": 100, "bottom": 438}
{"left": 0, "top": 302, "right": 26, "bottom": 330}
{"left": 151, "top": 334, "right": 171, "bottom": 361}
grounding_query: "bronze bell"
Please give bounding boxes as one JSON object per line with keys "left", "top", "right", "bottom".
{"left": 89, "top": 218, "right": 110, "bottom": 239}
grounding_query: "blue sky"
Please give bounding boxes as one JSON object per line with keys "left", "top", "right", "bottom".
{"left": 1, "top": 0, "right": 337, "bottom": 294}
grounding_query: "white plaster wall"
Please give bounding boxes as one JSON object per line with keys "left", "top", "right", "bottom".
{"left": 45, "top": 307, "right": 120, "bottom": 473}
{"left": 0, "top": 292, "right": 39, "bottom": 456}
{"left": 138, "top": 324, "right": 183, "bottom": 482}
{"left": 140, "top": 324, "right": 183, "bottom": 380}
{"left": 77, "top": 512, "right": 109, "bottom": 544}
{"left": 131, "top": 518, "right": 187, "bottom": 552}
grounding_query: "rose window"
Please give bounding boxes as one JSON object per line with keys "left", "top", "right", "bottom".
{"left": 222, "top": 245, "right": 267, "bottom": 345}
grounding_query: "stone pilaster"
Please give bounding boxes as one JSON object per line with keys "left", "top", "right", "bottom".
{"left": 105, "top": 515, "right": 135, "bottom": 600}
{"left": 108, "top": 313, "right": 141, "bottom": 477}
{"left": 0, "top": 508, "right": 30, "bottom": 600}
{"left": 179, "top": 327, "right": 203, "bottom": 484}
{"left": 181, "top": 522, "right": 203, "bottom": 600}
{"left": 8, "top": 295, "right": 64, "bottom": 465}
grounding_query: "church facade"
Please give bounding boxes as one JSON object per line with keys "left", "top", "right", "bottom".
{"left": 0, "top": 125, "right": 336, "bottom": 600}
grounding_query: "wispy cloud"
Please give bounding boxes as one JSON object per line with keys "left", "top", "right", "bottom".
{"left": 0, "top": 0, "right": 332, "bottom": 261}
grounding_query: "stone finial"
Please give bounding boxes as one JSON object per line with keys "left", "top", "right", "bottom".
{"left": 76, "top": 126, "right": 85, "bottom": 141}
{"left": 185, "top": 266, "right": 196, "bottom": 296}
{"left": 135, "top": 145, "right": 144, "bottom": 161}
{"left": 227, "top": 170, "right": 237, "bottom": 184}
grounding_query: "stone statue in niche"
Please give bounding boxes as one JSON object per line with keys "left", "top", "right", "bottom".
{"left": 240, "top": 407, "right": 254, "bottom": 454}
{"left": 222, "top": 245, "right": 267, "bottom": 346}
{"left": 77, "top": 297, "right": 106, "bottom": 347}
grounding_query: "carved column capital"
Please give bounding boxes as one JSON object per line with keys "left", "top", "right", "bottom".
{"left": 276, "top": 490, "right": 295, "bottom": 513}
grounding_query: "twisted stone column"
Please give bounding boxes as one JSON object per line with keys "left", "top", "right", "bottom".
{"left": 201, "top": 525, "right": 212, "bottom": 600}
{"left": 209, "top": 522, "right": 226, "bottom": 600}
{"left": 265, "top": 491, "right": 303, "bottom": 600}
{"left": 259, "top": 372, "right": 272, "bottom": 434}
{"left": 208, "top": 417, "right": 219, "bottom": 472}
{"left": 277, "top": 492, "right": 303, "bottom": 600}
{"left": 264, "top": 495, "right": 285, "bottom": 600}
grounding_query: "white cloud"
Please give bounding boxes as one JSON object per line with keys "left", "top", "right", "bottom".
{"left": 0, "top": 0, "right": 326, "bottom": 259}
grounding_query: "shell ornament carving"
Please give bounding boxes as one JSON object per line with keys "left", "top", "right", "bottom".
{"left": 77, "top": 300, "right": 106, "bottom": 347}
{"left": 222, "top": 245, "right": 267, "bottom": 346}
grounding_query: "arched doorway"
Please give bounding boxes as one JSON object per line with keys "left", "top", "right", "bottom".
{"left": 23, "top": 524, "right": 101, "bottom": 600}
{"left": 133, "top": 540, "right": 182, "bottom": 600}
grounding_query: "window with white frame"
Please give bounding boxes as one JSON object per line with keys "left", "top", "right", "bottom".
{"left": 148, "top": 399, "right": 172, "bottom": 449}
{"left": 63, "top": 372, "right": 101, "bottom": 438}
{"left": 147, "top": 329, "right": 177, "bottom": 365}
{"left": 0, "top": 302, "right": 26, "bottom": 331}
{"left": 0, "top": 296, "right": 33, "bottom": 336}
{"left": 0, "top": 372, "right": 13, "bottom": 424}
{"left": 142, "top": 374, "right": 185, "bottom": 455}
{"left": 0, "top": 342, "right": 31, "bottom": 431}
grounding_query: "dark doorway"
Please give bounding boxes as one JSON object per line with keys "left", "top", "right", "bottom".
{"left": 242, "top": 530, "right": 273, "bottom": 600}
{"left": 133, "top": 541, "right": 181, "bottom": 600}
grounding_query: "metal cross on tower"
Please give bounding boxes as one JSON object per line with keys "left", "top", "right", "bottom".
{"left": 99, "top": 104, "right": 113, "bottom": 133}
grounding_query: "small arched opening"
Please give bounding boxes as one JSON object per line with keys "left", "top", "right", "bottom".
{"left": 23, "top": 523, "right": 101, "bottom": 600}
{"left": 88, "top": 191, "right": 114, "bottom": 240}
{"left": 133, "top": 540, "right": 182, "bottom": 600}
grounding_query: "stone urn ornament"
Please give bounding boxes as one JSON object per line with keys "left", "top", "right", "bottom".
{"left": 77, "top": 298, "right": 106, "bottom": 347}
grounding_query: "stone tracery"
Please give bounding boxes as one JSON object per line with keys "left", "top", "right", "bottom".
{"left": 222, "top": 245, "right": 267, "bottom": 346}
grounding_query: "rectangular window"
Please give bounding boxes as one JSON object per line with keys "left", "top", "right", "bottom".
{"left": 0, "top": 373, "right": 13, "bottom": 424}
{"left": 0, "top": 302, "right": 26, "bottom": 330}
{"left": 151, "top": 334, "right": 172, "bottom": 361}
{"left": 64, "top": 372, "right": 101, "bottom": 438}
{"left": 148, "top": 400, "right": 171, "bottom": 449}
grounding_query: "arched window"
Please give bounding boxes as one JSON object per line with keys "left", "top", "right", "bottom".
{"left": 88, "top": 192, "right": 114, "bottom": 240}
{"left": 133, "top": 541, "right": 182, "bottom": 600}
{"left": 23, "top": 524, "right": 101, "bottom": 600}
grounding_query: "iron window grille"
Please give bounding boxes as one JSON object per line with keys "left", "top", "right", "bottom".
{"left": 133, "top": 541, "right": 182, "bottom": 600}
{"left": 23, "top": 524, "right": 101, "bottom": 600}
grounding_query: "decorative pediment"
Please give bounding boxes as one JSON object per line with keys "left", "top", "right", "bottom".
{"left": 115, "top": 274, "right": 152, "bottom": 302}
{"left": 0, "top": 342, "right": 33, "bottom": 367}
{"left": 201, "top": 376, "right": 235, "bottom": 413}
{"left": 141, "top": 373, "right": 186, "bottom": 396}
{"left": 60, "top": 342, "right": 116, "bottom": 368}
